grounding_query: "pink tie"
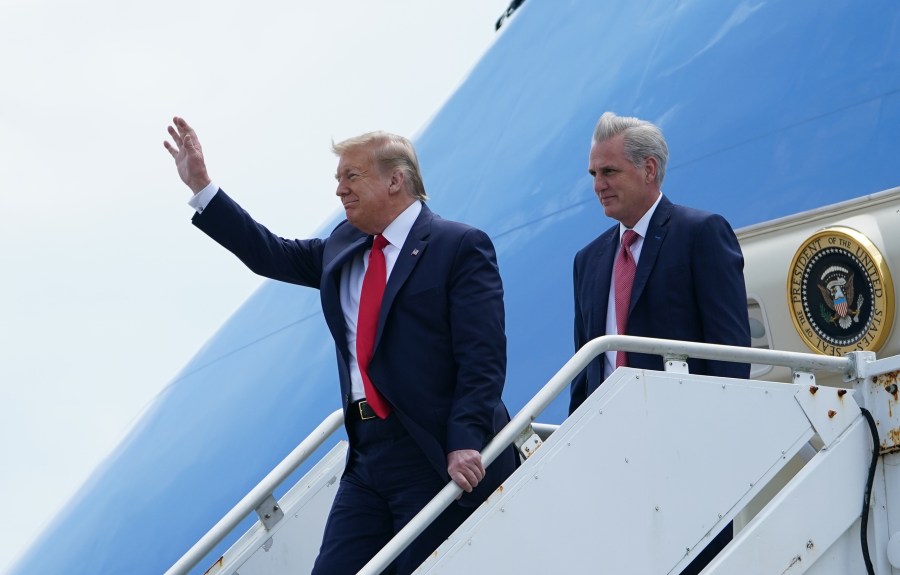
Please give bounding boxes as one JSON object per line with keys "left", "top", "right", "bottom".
{"left": 614, "top": 230, "right": 640, "bottom": 368}
{"left": 356, "top": 234, "right": 391, "bottom": 418}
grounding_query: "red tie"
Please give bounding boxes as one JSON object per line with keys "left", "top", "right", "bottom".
{"left": 356, "top": 234, "right": 392, "bottom": 418}
{"left": 614, "top": 230, "right": 640, "bottom": 368}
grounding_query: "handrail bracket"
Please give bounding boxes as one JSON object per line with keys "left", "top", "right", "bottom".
{"left": 514, "top": 425, "right": 543, "bottom": 459}
{"left": 254, "top": 494, "right": 284, "bottom": 531}
{"left": 663, "top": 354, "right": 690, "bottom": 374}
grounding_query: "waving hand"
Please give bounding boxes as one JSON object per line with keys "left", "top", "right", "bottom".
{"left": 163, "top": 116, "right": 212, "bottom": 194}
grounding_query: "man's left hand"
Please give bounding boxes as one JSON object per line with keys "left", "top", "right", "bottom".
{"left": 447, "top": 449, "right": 485, "bottom": 494}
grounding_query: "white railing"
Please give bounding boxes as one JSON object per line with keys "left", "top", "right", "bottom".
{"left": 357, "top": 334, "right": 853, "bottom": 575}
{"left": 164, "top": 335, "right": 856, "bottom": 575}
{"left": 165, "top": 408, "right": 344, "bottom": 575}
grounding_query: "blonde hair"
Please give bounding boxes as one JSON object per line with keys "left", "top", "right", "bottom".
{"left": 332, "top": 132, "right": 428, "bottom": 201}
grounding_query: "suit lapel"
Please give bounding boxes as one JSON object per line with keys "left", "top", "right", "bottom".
{"left": 321, "top": 233, "right": 369, "bottom": 357}
{"left": 630, "top": 196, "right": 672, "bottom": 314}
{"left": 592, "top": 229, "right": 618, "bottom": 337}
{"left": 375, "top": 205, "right": 433, "bottom": 347}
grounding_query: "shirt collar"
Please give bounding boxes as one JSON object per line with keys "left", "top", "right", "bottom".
{"left": 619, "top": 192, "right": 663, "bottom": 240}
{"left": 381, "top": 200, "right": 422, "bottom": 249}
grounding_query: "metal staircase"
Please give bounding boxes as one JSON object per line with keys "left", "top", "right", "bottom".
{"left": 168, "top": 336, "right": 900, "bottom": 575}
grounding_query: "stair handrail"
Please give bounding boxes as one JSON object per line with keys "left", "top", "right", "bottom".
{"left": 357, "top": 334, "right": 853, "bottom": 575}
{"left": 165, "top": 408, "right": 345, "bottom": 575}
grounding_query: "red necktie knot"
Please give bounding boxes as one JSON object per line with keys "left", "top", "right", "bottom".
{"left": 372, "top": 233, "right": 389, "bottom": 252}
{"left": 622, "top": 229, "right": 639, "bottom": 250}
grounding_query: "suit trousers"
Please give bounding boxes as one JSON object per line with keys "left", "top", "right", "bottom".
{"left": 311, "top": 413, "right": 473, "bottom": 575}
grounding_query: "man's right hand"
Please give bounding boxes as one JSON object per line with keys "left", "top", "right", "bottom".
{"left": 164, "top": 116, "right": 212, "bottom": 194}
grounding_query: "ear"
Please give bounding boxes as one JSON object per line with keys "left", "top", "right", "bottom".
{"left": 643, "top": 156, "right": 658, "bottom": 184}
{"left": 388, "top": 168, "right": 406, "bottom": 195}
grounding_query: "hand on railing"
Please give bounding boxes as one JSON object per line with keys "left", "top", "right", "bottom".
{"left": 356, "top": 335, "right": 854, "bottom": 575}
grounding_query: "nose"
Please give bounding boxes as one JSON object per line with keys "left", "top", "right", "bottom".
{"left": 336, "top": 179, "right": 347, "bottom": 197}
{"left": 594, "top": 174, "right": 607, "bottom": 194}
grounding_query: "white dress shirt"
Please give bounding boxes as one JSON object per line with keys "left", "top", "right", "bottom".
{"left": 339, "top": 201, "right": 421, "bottom": 401}
{"left": 603, "top": 192, "right": 663, "bottom": 379}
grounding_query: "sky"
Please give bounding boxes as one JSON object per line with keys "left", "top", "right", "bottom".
{"left": 0, "top": 0, "right": 511, "bottom": 569}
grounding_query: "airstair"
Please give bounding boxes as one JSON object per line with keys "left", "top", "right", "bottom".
{"left": 166, "top": 336, "right": 900, "bottom": 574}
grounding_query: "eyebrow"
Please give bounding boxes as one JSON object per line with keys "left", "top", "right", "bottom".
{"left": 335, "top": 165, "right": 357, "bottom": 179}
{"left": 335, "top": 165, "right": 369, "bottom": 180}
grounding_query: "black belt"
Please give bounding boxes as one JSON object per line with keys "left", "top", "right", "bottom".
{"left": 348, "top": 400, "right": 378, "bottom": 421}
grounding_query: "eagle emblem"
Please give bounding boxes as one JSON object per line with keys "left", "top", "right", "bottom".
{"left": 816, "top": 265, "right": 864, "bottom": 329}
{"left": 788, "top": 226, "right": 893, "bottom": 356}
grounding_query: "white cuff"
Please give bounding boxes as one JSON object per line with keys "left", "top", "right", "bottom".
{"left": 188, "top": 182, "right": 219, "bottom": 214}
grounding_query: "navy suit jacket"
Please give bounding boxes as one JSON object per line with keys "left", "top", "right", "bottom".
{"left": 193, "top": 190, "right": 517, "bottom": 504}
{"left": 570, "top": 195, "right": 751, "bottom": 414}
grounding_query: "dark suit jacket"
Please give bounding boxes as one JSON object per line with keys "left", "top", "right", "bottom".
{"left": 194, "top": 190, "right": 517, "bottom": 504}
{"left": 570, "top": 195, "right": 751, "bottom": 414}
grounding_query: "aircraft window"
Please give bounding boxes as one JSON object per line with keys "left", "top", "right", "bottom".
{"left": 747, "top": 296, "right": 773, "bottom": 378}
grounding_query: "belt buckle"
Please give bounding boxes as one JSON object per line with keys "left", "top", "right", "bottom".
{"left": 358, "top": 400, "right": 376, "bottom": 421}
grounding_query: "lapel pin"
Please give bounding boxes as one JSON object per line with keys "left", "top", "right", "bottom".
{"left": 411, "top": 249, "right": 419, "bottom": 256}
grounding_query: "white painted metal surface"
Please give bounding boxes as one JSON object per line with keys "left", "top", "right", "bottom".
{"left": 358, "top": 336, "right": 851, "bottom": 575}
{"left": 704, "top": 420, "right": 870, "bottom": 574}
{"left": 207, "top": 443, "right": 347, "bottom": 575}
{"left": 165, "top": 409, "right": 344, "bottom": 575}
{"left": 172, "top": 337, "right": 900, "bottom": 575}
{"left": 415, "top": 368, "right": 829, "bottom": 574}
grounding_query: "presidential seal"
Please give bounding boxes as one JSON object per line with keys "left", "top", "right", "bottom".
{"left": 788, "top": 227, "right": 894, "bottom": 356}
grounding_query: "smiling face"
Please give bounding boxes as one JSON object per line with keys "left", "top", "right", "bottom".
{"left": 588, "top": 133, "right": 660, "bottom": 228}
{"left": 334, "top": 145, "right": 398, "bottom": 235}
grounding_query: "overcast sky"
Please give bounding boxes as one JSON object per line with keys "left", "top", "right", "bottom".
{"left": 0, "top": 0, "right": 510, "bottom": 569}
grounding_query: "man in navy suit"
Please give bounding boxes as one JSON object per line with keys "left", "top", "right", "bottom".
{"left": 164, "top": 117, "right": 517, "bottom": 575}
{"left": 569, "top": 112, "right": 750, "bottom": 574}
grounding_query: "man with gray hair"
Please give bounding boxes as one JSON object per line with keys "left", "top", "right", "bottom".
{"left": 569, "top": 112, "right": 750, "bottom": 573}
{"left": 164, "top": 117, "right": 517, "bottom": 574}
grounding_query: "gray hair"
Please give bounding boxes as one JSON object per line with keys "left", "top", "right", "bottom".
{"left": 592, "top": 112, "right": 668, "bottom": 186}
{"left": 332, "top": 131, "right": 428, "bottom": 201}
